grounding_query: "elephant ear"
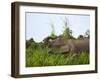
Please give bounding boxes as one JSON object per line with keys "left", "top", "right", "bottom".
{"left": 66, "top": 39, "right": 76, "bottom": 53}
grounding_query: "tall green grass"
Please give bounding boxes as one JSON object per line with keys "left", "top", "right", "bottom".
{"left": 26, "top": 45, "right": 89, "bottom": 67}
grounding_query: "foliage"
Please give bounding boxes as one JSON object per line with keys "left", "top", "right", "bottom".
{"left": 62, "top": 26, "right": 73, "bottom": 39}
{"left": 78, "top": 35, "right": 84, "bottom": 39}
{"left": 77, "top": 30, "right": 90, "bottom": 39}
{"left": 61, "top": 17, "right": 73, "bottom": 40}
{"left": 49, "top": 17, "right": 74, "bottom": 40}
{"left": 26, "top": 38, "right": 35, "bottom": 48}
{"left": 50, "top": 23, "right": 57, "bottom": 39}
{"left": 26, "top": 43, "right": 89, "bottom": 67}
{"left": 84, "top": 30, "right": 90, "bottom": 38}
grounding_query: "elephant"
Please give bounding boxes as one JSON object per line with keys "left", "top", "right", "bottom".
{"left": 47, "top": 37, "right": 89, "bottom": 54}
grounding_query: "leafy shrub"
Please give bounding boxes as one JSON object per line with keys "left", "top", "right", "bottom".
{"left": 26, "top": 45, "right": 89, "bottom": 67}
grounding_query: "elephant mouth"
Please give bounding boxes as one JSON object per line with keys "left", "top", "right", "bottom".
{"left": 48, "top": 45, "right": 70, "bottom": 54}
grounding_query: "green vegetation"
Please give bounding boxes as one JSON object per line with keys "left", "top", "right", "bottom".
{"left": 50, "top": 23, "right": 57, "bottom": 39}
{"left": 26, "top": 43, "right": 89, "bottom": 67}
{"left": 62, "top": 17, "right": 73, "bottom": 40}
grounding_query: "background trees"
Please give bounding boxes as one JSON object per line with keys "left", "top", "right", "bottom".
{"left": 50, "top": 23, "right": 57, "bottom": 39}
{"left": 78, "top": 30, "right": 90, "bottom": 39}
{"left": 84, "top": 30, "right": 90, "bottom": 38}
{"left": 61, "top": 17, "right": 73, "bottom": 39}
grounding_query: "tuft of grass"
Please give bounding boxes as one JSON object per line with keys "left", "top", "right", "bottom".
{"left": 26, "top": 46, "right": 89, "bottom": 67}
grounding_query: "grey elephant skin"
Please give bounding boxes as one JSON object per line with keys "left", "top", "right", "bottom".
{"left": 47, "top": 38, "right": 89, "bottom": 54}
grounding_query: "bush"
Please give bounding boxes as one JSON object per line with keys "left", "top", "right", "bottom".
{"left": 26, "top": 44, "right": 89, "bottom": 67}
